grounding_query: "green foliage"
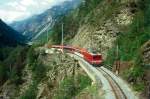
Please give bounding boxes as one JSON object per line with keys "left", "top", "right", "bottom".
{"left": 50, "top": 24, "right": 62, "bottom": 44}
{"left": 106, "top": 1, "right": 150, "bottom": 65}
{"left": 0, "top": 47, "right": 13, "bottom": 61}
{"left": 77, "top": 84, "right": 99, "bottom": 98}
{"left": 50, "top": 0, "right": 104, "bottom": 44}
{"left": 87, "top": 85, "right": 98, "bottom": 94}
{"left": 0, "top": 62, "right": 6, "bottom": 84}
{"left": 54, "top": 74, "right": 91, "bottom": 99}
{"left": 32, "top": 62, "right": 46, "bottom": 82}
{"left": 55, "top": 77, "right": 75, "bottom": 99}
{"left": 34, "top": 31, "right": 53, "bottom": 44}
{"left": 78, "top": 0, "right": 103, "bottom": 18}
{"left": 77, "top": 74, "right": 92, "bottom": 91}
{"left": 0, "top": 46, "right": 28, "bottom": 85}
{"left": 20, "top": 81, "right": 38, "bottom": 99}
{"left": 130, "top": 66, "right": 144, "bottom": 79}
{"left": 105, "top": 46, "right": 116, "bottom": 65}
{"left": 123, "top": 66, "right": 145, "bottom": 92}
{"left": 126, "top": 53, "right": 144, "bottom": 79}
{"left": 105, "top": 1, "right": 150, "bottom": 92}
{"left": 21, "top": 47, "right": 47, "bottom": 99}
{"left": 27, "top": 47, "right": 46, "bottom": 82}
{"left": 27, "top": 47, "right": 38, "bottom": 66}
{"left": 142, "top": 0, "right": 150, "bottom": 26}
{"left": 7, "top": 68, "right": 19, "bottom": 84}
{"left": 133, "top": 82, "right": 145, "bottom": 92}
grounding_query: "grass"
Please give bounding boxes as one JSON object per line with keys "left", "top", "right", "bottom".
{"left": 20, "top": 81, "right": 38, "bottom": 99}
{"left": 76, "top": 84, "right": 101, "bottom": 99}
{"left": 133, "top": 82, "right": 145, "bottom": 92}
{"left": 54, "top": 74, "right": 91, "bottom": 99}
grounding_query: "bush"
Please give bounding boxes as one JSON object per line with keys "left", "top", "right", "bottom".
{"left": 27, "top": 47, "right": 38, "bottom": 66}
{"left": 133, "top": 82, "right": 145, "bottom": 92}
{"left": 32, "top": 62, "right": 46, "bottom": 82}
{"left": 7, "top": 68, "right": 19, "bottom": 84}
{"left": 0, "top": 47, "right": 13, "bottom": 61}
{"left": 21, "top": 81, "right": 38, "bottom": 99}
{"left": 27, "top": 47, "right": 46, "bottom": 82}
{"left": 77, "top": 74, "right": 91, "bottom": 91}
{"left": 0, "top": 62, "right": 7, "bottom": 84}
{"left": 130, "top": 66, "right": 144, "bottom": 79}
{"left": 0, "top": 46, "right": 28, "bottom": 85}
{"left": 54, "top": 74, "right": 91, "bottom": 99}
{"left": 106, "top": 0, "right": 150, "bottom": 65}
{"left": 21, "top": 46, "right": 47, "bottom": 99}
{"left": 55, "top": 77, "right": 75, "bottom": 99}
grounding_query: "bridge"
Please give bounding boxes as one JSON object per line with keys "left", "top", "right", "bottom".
{"left": 44, "top": 46, "right": 138, "bottom": 99}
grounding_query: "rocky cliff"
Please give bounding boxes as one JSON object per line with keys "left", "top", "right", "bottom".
{"left": 71, "top": 0, "right": 136, "bottom": 59}
{"left": 50, "top": 0, "right": 150, "bottom": 98}
{"left": 0, "top": 0, "right": 150, "bottom": 99}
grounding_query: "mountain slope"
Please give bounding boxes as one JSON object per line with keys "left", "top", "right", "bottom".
{"left": 0, "top": 19, "right": 25, "bottom": 47}
{"left": 50, "top": 0, "right": 150, "bottom": 98}
{"left": 10, "top": 0, "right": 81, "bottom": 41}
{"left": 0, "top": 0, "right": 150, "bottom": 99}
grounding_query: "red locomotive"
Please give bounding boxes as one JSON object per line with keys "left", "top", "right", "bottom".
{"left": 50, "top": 45, "right": 103, "bottom": 66}
{"left": 80, "top": 48, "right": 102, "bottom": 66}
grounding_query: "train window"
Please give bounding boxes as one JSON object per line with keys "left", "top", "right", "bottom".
{"left": 93, "top": 55, "right": 102, "bottom": 60}
{"left": 87, "top": 48, "right": 97, "bottom": 54}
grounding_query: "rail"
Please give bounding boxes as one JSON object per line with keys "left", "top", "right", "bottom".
{"left": 96, "top": 67, "right": 127, "bottom": 99}
{"left": 45, "top": 48, "right": 138, "bottom": 99}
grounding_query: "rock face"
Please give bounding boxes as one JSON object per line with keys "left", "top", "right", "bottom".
{"left": 28, "top": 49, "right": 86, "bottom": 99}
{"left": 141, "top": 40, "right": 150, "bottom": 66}
{"left": 72, "top": 1, "right": 135, "bottom": 59}
{"left": 18, "top": 64, "right": 33, "bottom": 97}
{"left": 35, "top": 52, "right": 88, "bottom": 98}
{"left": 141, "top": 40, "right": 150, "bottom": 99}
{"left": 0, "top": 81, "right": 18, "bottom": 99}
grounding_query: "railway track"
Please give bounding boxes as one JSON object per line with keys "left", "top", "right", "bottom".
{"left": 96, "top": 67, "right": 127, "bottom": 99}
{"left": 45, "top": 48, "right": 138, "bottom": 99}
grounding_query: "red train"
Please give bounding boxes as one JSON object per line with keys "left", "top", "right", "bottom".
{"left": 49, "top": 45, "right": 103, "bottom": 66}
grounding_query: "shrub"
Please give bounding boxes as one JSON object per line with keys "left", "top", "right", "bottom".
{"left": 54, "top": 74, "right": 91, "bottom": 99}
{"left": 32, "top": 62, "right": 46, "bottom": 82}
{"left": 133, "top": 82, "right": 145, "bottom": 91}
{"left": 21, "top": 81, "right": 38, "bottom": 99}
{"left": 0, "top": 62, "right": 7, "bottom": 84}
{"left": 27, "top": 47, "right": 46, "bottom": 82}
{"left": 7, "top": 68, "right": 19, "bottom": 84}
{"left": 27, "top": 47, "right": 38, "bottom": 66}
{"left": 0, "top": 46, "right": 28, "bottom": 85}
{"left": 77, "top": 74, "right": 92, "bottom": 91}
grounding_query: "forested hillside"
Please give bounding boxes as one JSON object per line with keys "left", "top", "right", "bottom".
{"left": 49, "top": 0, "right": 150, "bottom": 98}
{"left": 0, "top": 19, "right": 29, "bottom": 99}
{"left": 0, "top": 19, "right": 25, "bottom": 47}
{"left": 0, "top": 0, "right": 150, "bottom": 99}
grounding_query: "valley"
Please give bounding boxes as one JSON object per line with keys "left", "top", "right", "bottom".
{"left": 0, "top": 0, "right": 150, "bottom": 99}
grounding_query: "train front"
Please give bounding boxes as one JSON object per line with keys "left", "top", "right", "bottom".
{"left": 80, "top": 48, "right": 103, "bottom": 66}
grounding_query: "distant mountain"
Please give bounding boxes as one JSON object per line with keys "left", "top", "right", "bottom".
{"left": 10, "top": 0, "right": 81, "bottom": 41}
{"left": 0, "top": 19, "right": 25, "bottom": 47}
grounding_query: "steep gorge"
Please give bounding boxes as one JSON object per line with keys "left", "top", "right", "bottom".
{"left": 50, "top": 0, "right": 150, "bottom": 98}
{"left": 0, "top": 0, "right": 150, "bottom": 99}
